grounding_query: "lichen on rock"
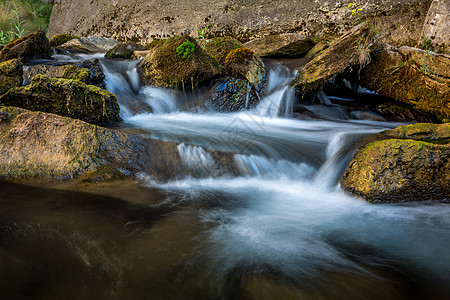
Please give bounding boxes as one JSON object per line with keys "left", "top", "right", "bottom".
{"left": 199, "top": 37, "right": 244, "bottom": 67}
{"left": 0, "top": 59, "right": 23, "bottom": 95}
{"left": 0, "top": 74, "right": 121, "bottom": 123}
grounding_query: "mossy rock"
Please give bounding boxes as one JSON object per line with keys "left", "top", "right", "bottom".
{"left": 137, "top": 36, "right": 220, "bottom": 90}
{"left": 293, "top": 24, "right": 376, "bottom": 98}
{"left": 23, "top": 64, "right": 91, "bottom": 85}
{"left": 341, "top": 123, "right": 450, "bottom": 203}
{"left": 0, "top": 59, "right": 23, "bottom": 95}
{"left": 105, "top": 42, "right": 147, "bottom": 59}
{"left": 0, "top": 75, "right": 121, "bottom": 123}
{"left": 359, "top": 44, "right": 450, "bottom": 123}
{"left": 224, "top": 47, "right": 266, "bottom": 88}
{"left": 0, "top": 106, "right": 180, "bottom": 181}
{"left": 0, "top": 30, "right": 52, "bottom": 63}
{"left": 198, "top": 37, "right": 243, "bottom": 67}
{"left": 49, "top": 34, "right": 80, "bottom": 48}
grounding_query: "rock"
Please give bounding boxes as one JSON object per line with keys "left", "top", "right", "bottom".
{"left": 0, "top": 106, "right": 180, "bottom": 181}
{"left": 0, "top": 74, "right": 121, "bottom": 123}
{"left": 132, "top": 50, "right": 151, "bottom": 60}
{"left": 199, "top": 37, "right": 243, "bottom": 67}
{"left": 137, "top": 36, "right": 220, "bottom": 89}
{"left": 421, "top": 0, "right": 450, "bottom": 54}
{"left": 76, "top": 59, "right": 106, "bottom": 87}
{"left": 0, "top": 59, "right": 23, "bottom": 95}
{"left": 224, "top": 47, "right": 266, "bottom": 87}
{"left": 105, "top": 42, "right": 147, "bottom": 59}
{"left": 341, "top": 123, "right": 450, "bottom": 203}
{"left": 23, "top": 64, "right": 91, "bottom": 85}
{"left": 49, "top": 33, "right": 80, "bottom": 47}
{"left": 359, "top": 44, "right": 450, "bottom": 123}
{"left": 294, "top": 24, "right": 376, "bottom": 98}
{"left": 209, "top": 77, "right": 261, "bottom": 112}
{"left": 48, "top": 0, "right": 431, "bottom": 48}
{"left": 244, "top": 33, "right": 315, "bottom": 58}
{"left": 59, "top": 36, "right": 120, "bottom": 53}
{"left": 305, "top": 41, "right": 329, "bottom": 59}
{"left": 0, "top": 30, "right": 51, "bottom": 63}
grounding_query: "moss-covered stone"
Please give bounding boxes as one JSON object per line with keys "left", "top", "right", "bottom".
{"left": 0, "top": 106, "right": 180, "bottom": 181}
{"left": 199, "top": 37, "right": 243, "bottom": 67}
{"left": 0, "top": 59, "right": 23, "bottom": 95}
{"left": 105, "top": 42, "right": 147, "bottom": 59}
{"left": 293, "top": 24, "right": 376, "bottom": 98}
{"left": 224, "top": 47, "right": 266, "bottom": 87}
{"left": 137, "top": 36, "right": 220, "bottom": 90}
{"left": 0, "top": 30, "right": 52, "bottom": 63}
{"left": 0, "top": 75, "right": 121, "bottom": 123}
{"left": 341, "top": 123, "right": 450, "bottom": 203}
{"left": 244, "top": 33, "right": 315, "bottom": 58}
{"left": 49, "top": 34, "right": 80, "bottom": 48}
{"left": 359, "top": 44, "right": 450, "bottom": 123}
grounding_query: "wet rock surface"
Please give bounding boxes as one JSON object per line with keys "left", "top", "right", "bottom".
{"left": 0, "top": 31, "right": 52, "bottom": 63}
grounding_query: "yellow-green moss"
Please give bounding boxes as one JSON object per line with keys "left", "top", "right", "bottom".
{"left": 49, "top": 34, "right": 80, "bottom": 47}
{"left": 200, "top": 37, "right": 243, "bottom": 67}
{"left": 385, "top": 123, "right": 450, "bottom": 142}
{"left": 224, "top": 48, "right": 255, "bottom": 68}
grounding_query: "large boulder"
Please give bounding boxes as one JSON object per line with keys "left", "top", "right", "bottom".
{"left": 293, "top": 24, "right": 375, "bottom": 98}
{"left": 0, "top": 75, "right": 121, "bottom": 123}
{"left": 341, "top": 123, "right": 450, "bottom": 203}
{"left": 137, "top": 36, "right": 220, "bottom": 89}
{"left": 0, "top": 59, "right": 23, "bottom": 95}
{"left": 59, "top": 36, "right": 120, "bottom": 53}
{"left": 105, "top": 42, "right": 147, "bottom": 59}
{"left": 421, "top": 0, "right": 450, "bottom": 54}
{"left": 0, "top": 30, "right": 51, "bottom": 63}
{"left": 244, "top": 33, "right": 315, "bottom": 58}
{"left": 48, "top": 0, "right": 431, "bottom": 48}
{"left": 359, "top": 44, "right": 450, "bottom": 123}
{"left": 0, "top": 106, "right": 180, "bottom": 181}
{"left": 23, "top": 64, "right": 91, "bottom": 85}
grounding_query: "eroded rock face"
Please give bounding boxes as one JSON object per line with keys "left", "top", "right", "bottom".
{"left": 244, "top": 33, "right": 315, "bottom": 58}
{"left": 48, "top": 0, "right": 431, "bottom": 48}
{"left": 0, "top": 106, "right": 180, "bottom": 181}
{"left": 0, "top": 31, "right": 51, "bottom": 63}
{"left": 359, "top": 44, "right": 450, "bottom": 123}
{"left": 137, "top": 36, "right": 220, "bottom": 89}
{"left": 59, "top": 37, "right": 120, "bottom": 53}
{"left": 421, "top": 0, "right": 450, "bottom": 54}
{"left": 0, "top": 75, "right": 121, "bottom": 123}
{"left": 0, "top": 59, "right": 23, "bottom": 95}
{"left": 341, "top": 123, "right": 450, "bottom": 203}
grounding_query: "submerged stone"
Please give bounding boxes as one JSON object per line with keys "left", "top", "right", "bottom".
{"left": 341, "top": 123, "right": 450, "bottom": 203}
{"left": 0, "top": 74, "right": 121, "bottom": 123}
{"left": 0, "top": 30, "right": 52, "bottom": 63}
{"left": 0, "top": 106, "right": 180, "bottom": 181}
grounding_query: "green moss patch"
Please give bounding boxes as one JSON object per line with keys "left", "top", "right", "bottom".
{"left": 49, "top": 34, "right": 80, "bottom": 47}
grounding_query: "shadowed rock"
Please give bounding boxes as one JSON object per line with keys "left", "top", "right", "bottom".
{"left": 0, "top": 30, "right": 51, "bottom": 63}
{"left": 0, "top": 59, "right": 22, "bottom": 95}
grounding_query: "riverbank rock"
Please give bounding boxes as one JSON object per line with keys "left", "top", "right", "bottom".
{"left": 105, "top": 42, "right": 147, "bottom": 59}
{"left": 49, "top": 33, "right": 80, "bottom": 47}
{"left": 294, "top": 24, "right": 375, "bottom": 99}
{"left": 48, "top": 0, "right": 431, "bottom": 48}
{"left": 244, "top": 33, "right": 315, "bottom": 58}
{"left": 0, "top": 31, "right": 51, "bottom": 63}
{"left": 359, "top": 44, "right": 450, "bottom": 123}
{"left": 0, "top": 59, "right": 23, "bottom": 95}
{"left": 59, "top": 37, "right": 120, "bottom": 53}
{"left": 0, "top": 75, "right": 121, "bottom": 123}
{"left": 0, "top": 106, "right": 180, "bottom": 181}
{"left": 199, "top": 37, "right": 243, "bottom": 67}
{"left": 421, "top": 0, "right": 450, "bottom": 54}
{"left": 341, "top": 123, "right": 450, "bottom": 203}
{"left": 209, "top": 77, "right": 261, "bottom": 112}
{"left": 23, "top": 64, "right": 91, "bottom": 85}
{"left": 138, "top": 36, "right": 219, "bottom": 89}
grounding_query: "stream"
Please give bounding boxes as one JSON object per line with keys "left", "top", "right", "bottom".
{"left": 0, "top": 53, "right": 449, "bottom": 299}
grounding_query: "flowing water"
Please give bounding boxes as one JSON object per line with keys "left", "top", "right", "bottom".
{"left": 1, "top": 54, "right": 449, "bottom": 299}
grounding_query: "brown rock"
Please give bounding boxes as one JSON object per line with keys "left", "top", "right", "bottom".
{"left": 0, "top": 59, "right": 23, "bottom": 95}
{"left": 244, "top": 33, "right": 315, "bottom": 58}
{"left": 0, "top": 31, "right": 51, "bottom": 63}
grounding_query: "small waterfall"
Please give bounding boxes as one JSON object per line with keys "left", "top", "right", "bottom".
{"left": 234, "top": 154, "right": 315, "bottom": 180}
{"left": 140, "top": 87, "right": 178, "bottom": 114}
{"left": 255, "top": 65, "right": 297, "bottom": 118}
{"left": 177, "top": 144, "right": 217, "bottom": 177}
